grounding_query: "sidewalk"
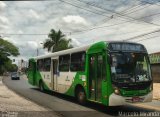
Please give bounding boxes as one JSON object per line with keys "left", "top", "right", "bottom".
{"left": 0, "top": 76, "right": 60, "bottom": 117}
{"left": 153, "top": 83, "right": 160, "bottom": 100}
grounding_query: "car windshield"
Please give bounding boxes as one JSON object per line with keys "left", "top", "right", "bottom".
{"left": 110, "top": 52, "right": 151, "bottom": 83}
{"left": 11, "top": 72, "right": 17, "bottom": 75}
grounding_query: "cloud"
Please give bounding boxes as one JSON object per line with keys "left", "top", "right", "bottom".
{"left": 28, "top": 9, "right": 40, "bottom": 19}
{"left": 17, "top": 30, "right": 23, "bottom": 34}
{"left": 130, "top": 5, "right": 160, "bottom": 23}
{"left": 70, "top": 38, "right": 81, "bottom": 46}
{"left": 0, "top": 16, "right": 9, "bottom": 25}
{"left": 0, "top": 25, "right": 9, "bottom": 31}
{"left": 27, "top": 41, "right": 38, "bottom": 49}
{"left": 0, "top": 0, "right": 159, "bottom": 62}
{"left": 0, "top": 1, "right": 6, "bottom": 10}
{"left": 63, "top": 15, "right": 88, "bottom": 25}
{"left": 0, "top": 16, "right": 9, "bottom": 32}
{"left": 11, "top": 40, "right": 45, "bottom": 59}
{"left": 139, "top": 36, "right": 160, "bottom": 54}
{"left": 44, "top": 15, "right": 90, "bottom": 34}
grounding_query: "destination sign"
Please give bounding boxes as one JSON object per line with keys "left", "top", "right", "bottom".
{"left": 109, "top": 43, "right": 146, "bottom": 52}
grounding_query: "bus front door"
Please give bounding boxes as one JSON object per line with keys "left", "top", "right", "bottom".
{"left": 28, "top": 61, "right": 36, "bottom": 85}
{"left": 89, "top": 53, "right": 106, "bottom": 102}
{"left": 52, "top": 59, "right": 58, "bottom": 91}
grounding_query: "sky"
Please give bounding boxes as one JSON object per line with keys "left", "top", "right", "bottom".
{"left": 0, "top": 0, "right": 160, "bottom": 63}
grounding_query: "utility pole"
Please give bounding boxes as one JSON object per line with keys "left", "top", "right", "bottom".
{"left": 37, "top": 42, "right": 43, "bottom": 56}
{"left": 37, "top": 48, "right": 39, "bottom": 56}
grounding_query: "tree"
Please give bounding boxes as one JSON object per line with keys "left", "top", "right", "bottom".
{"left": 43, "top": 29, "right": 73, "bottom": 52}
{"left": 4, "top": 60, "right": 18, "bottom": 72}
{"left": 0, "top": 38, "right": 19, "bottom": 56}
{"left": 0, "top": 38, "right": 19, "bottom": 74}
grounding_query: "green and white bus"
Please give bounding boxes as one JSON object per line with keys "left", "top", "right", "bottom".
{"left": 27, "top": 41, "right": 153, "bottom": 106}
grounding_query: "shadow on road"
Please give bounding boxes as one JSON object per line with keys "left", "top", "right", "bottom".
{"left": 31, "top": 88, "right": 155, "bottom": 116}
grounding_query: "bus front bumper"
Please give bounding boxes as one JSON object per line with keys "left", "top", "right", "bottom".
{"left": 109, "top": 91, "right": 153, "bottom": 106}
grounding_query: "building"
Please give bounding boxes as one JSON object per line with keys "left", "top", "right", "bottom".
{"left": 18, "top": 60, "right": 28, "bottom": 72}
{"left": 149, "top": 52, "right": 160, "bottom": 83}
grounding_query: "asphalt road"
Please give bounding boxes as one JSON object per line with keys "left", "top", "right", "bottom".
{"left": 3, "top": 75, "right": 158, "bottom": 117}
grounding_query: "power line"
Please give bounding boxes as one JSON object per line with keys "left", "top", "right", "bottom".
{"left": 123, "top": 0, "right": 160, "bottom": 14}
{"left": 56, "top": 0, "right": 160, "bottom": 36}
{"left": 70, "top": 12, "right": 160, "bottom": 35}
{"left": 121, "top": 0, "right": 160, "bottom": 15}
{"left": 120, "top": 2, "right": 143, "bottom": 14}
{"left": 123, "top": 29, "right": 160, "bottom": 41}
{"left": 61, "top": 0, "right": 114, "bottom": 28}
{"left": 93, "top": 0, "right": 153, "bottom": 26}
{"left": 58, "top": 0, "right": 111, "bottom": 18}
{"left": 83, "top": 29, "right": 160, "bottom": 45}
{"left": 141, "top": 0, "right": 160, "bottom": 6}
{"left": 0, "top": 33, "right": 48, "bottom": 35}
{"left": 122, "top": 4, "right": 152, "bottom": 15}
{"left": 75, "top": 0, "right": 160, "bottom": 27}
{"left": 136, "top": 34, "right": 159, "bottom": 42}
{"left": 91, "top": 1, "right": 141, "bottom": 26}
{"left": 2, "top": 11, "right": 160, "bottom": 37}
{"left": 0, "top": 32, "right": 71, "bottom": 36}
{"left": 119, "top": 0, "right": 160, "bottom": 15}
{"left": 120, "top": 1, "right": 150, "bottom": 14}
{"left": 76, "top": 0, "right": 135, "bottom": 20}
{"left": 2, "top": 2, "right": 160, "bottom": 36}
{"left": 80, "top": 28, "right": 160, "bottom": 44}
{"left": 76, "top": 0, "right": 160, "bottom": 29}
{"left": 0, "top": 27, "right": 157, "bottom": 42}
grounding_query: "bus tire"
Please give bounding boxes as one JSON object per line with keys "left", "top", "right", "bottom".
{"left": 39, "top": 80, "right": 45, "bottom": 92}
{"left": 76, "top": 87, "right": 86, "bottom": 105}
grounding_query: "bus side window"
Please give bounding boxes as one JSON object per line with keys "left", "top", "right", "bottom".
{"left": 28, "top": 61, "right": 33, "bottom": 70}
{"left": 70, "top": 51, "right": 85, "bottom": 72}
{"left": 59, "top": 54, "right": 70, "bottom": 72}
{"left": 28, "top": 61, "right": 36, "bottom": 72}
{"left": 37, "top": 59, "right": 44, "bottom": 71}
{"left": 44, "top": 58, "right": 51, "bottom": 71}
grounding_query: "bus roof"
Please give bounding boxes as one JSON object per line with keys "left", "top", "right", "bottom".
{"left": 34, "top": 44, "right": 90, "bottom": 60}
{"left": 107, "top": 40, "right": 142, "bottom": 45}
{"left": 31, "top": 41, "right": 145, "bottom": 60}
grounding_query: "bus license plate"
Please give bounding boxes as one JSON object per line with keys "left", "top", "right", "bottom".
{"left": 132, "top": 97, "right": 140, "bottom": 102}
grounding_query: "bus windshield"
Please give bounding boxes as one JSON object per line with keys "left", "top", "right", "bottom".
{"left": 110, "top": 52, "right": 151, "bottom": 83}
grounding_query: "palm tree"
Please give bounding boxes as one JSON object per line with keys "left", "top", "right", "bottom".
{"left": 43, "top": 29, "right": 73, "bottom": 52}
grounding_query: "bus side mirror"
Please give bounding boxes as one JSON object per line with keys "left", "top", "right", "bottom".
{"left": 108, "top": 54, "right": 112, "bottom": 65}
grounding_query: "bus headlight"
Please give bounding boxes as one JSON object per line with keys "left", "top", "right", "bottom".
{"left": 114, "top": 89, "right": 120, "bottom": 95}
{"left": 112, "top": 85, "right": 120, "bottom": 95}
{"left": 149, "top": 84, "right": 153, "bottom": 91}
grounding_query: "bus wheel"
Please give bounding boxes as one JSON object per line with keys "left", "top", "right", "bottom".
{"left": 76, "top": 88, "right": 86, "bottom": 105}
{"left": 39, "top": 81, "right": 44, "bottom": 92}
